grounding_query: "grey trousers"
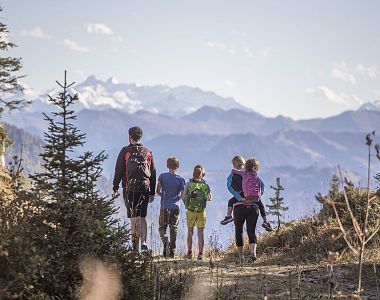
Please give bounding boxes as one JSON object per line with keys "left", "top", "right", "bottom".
{"left": 158, "top": 208, "right": 180, "bottom": 253}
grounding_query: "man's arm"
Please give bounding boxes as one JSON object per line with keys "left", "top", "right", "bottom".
{"left": 227, "top": 172, "right": 242, "bottom": 201}
{"left": 149, "top": 151, "right": 156, "bottom": 197}
{"left": 113, "top": 147, "right": 126, "bottom": 192}
{"left": 156, "top": 175, "right": 162, "bottom": 197}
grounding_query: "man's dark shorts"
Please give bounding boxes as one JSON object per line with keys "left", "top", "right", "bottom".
{"left": 123, "top": 189, "right": 149, "bottom": 218}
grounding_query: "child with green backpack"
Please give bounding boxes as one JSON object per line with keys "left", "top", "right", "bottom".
{"left": 182, "top": 165, "right": 212, "bottom": 260}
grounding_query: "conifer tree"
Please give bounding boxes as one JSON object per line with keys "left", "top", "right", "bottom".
{"left": 0, "top": 8, "right": 30, "bottom": 167}
{"left": 0, "top": 8, "right": 28, "bottom": 113}
{"left": 267, "top": 177, "right": 288, "bottom": 232}
{"left": 328, "top": 174, "right": 340, "bottom": 199}
{"left": 0, "top": 72, "right": 152, "bottom": 299}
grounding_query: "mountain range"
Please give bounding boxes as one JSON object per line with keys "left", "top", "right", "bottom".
{"left": 4, "top": 76, "right": 380, "bottom": 231}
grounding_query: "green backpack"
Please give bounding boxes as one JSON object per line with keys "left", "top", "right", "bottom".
{"left": 186, "top": 181, "right": 209, "bottom": 212}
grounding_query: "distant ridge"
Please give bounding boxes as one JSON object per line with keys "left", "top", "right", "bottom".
{"left": 16, "top": 76, "right": 252, "bottom": 117}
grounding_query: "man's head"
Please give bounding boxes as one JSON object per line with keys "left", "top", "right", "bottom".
{"left": 128, "top": 127, "right": 143, "bottom": 144}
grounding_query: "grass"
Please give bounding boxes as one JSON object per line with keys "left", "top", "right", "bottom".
{"left": 151, "top": 216, "right": 380, "bottom": 299}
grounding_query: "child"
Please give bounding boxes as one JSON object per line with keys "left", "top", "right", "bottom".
{"left": 182, "top": 165, "right": 211, "bottom": 260}
{"left": 220, "top": 156, "right": 272, "bottom": 231}
{"left": 156, "top": 157, "right": 185, "bottom": 258}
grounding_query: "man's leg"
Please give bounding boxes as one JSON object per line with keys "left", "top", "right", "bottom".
{"left": 140, "top": 217, "right": 147, "bottom": 245}
{"left": 130, "top": 217, "right": 140, "bottom": 251}
{"left": 125, "top": 190, "right": 139, "bottom": 251}
{"left": 139, "top": 192, "right": 149, "bottom": 249}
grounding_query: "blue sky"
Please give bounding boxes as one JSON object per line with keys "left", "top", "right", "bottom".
{"left": 2, "top": 0, "right": 380, "bottom": 119}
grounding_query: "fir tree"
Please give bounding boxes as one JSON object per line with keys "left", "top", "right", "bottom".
{"left": 0, "top": 72, "right": 152, "bottom": 299}
{"left": 0, "top": 8, "right": 28, "bottom": 112}
{"left": 328, "top": 174, "right": 340, "bottom": 199}
{"left": 0, "top": 8, "right": 30, "bottom": 167}
{"left": 267, "top": 177, "right": 288, "bottom": 232}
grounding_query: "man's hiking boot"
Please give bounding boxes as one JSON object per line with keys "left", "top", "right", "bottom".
{"left": 163, "top": 245, "right": 169, "bottom": 258}
{"left": 262, "top": 222, "right": 274, "bottom": 232}
{"left": 245, "top": 253, "right": 257, "bottom": 263}
{"left": 220, "top": 215, "right": 234, "bottom": 225}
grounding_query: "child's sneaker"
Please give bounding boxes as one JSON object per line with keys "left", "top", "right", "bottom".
{"left": 185, "top": 252, "right": 193, "bottom": 260}
{"left": 262, "top": 222, "right": 274, "bottom": 232}
{"left": 197, "top": 252, "right": 203, "bottom": 261}
{"left": 220, "top": 215, "right": 234, "bottom": 225}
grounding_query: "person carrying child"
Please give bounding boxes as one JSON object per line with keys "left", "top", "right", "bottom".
{"left": 182, "top": 165, "right": 212, "bottom": 260}
{"left": 156, "top": 157, "right": 185, "bottom": 258}
{"left": 220, "top": 156, "right": 272, "bottom": 232}
{"left": 228, "top": 157, "right": 272, "bottom": 264}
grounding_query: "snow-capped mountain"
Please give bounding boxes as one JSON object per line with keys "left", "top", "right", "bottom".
{"left": 19, "top": 75, "right": 251, "bottom": 117}
{"left": 359, "top": 100, "right": 380, "bottom": 112}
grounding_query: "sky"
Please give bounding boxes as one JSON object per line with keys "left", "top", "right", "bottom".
{"left": 2, "top": 0, "right": 380, "bottom": 119}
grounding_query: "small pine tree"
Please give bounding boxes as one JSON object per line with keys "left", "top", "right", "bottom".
{"left": 0, "top": 72, "right": 152, "bottom": 299}
{"left": 267, "top": 177, "right": 288, "bottom": 232}
{"left": 328, "top": 174, "right": 340, "bottom": 199}
{"left": 315, "top": 174, "right": 341, "bottom": 224}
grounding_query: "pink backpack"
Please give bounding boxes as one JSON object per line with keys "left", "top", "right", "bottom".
{"left": 242, "top": 172, "right": 261, "bottom": 199}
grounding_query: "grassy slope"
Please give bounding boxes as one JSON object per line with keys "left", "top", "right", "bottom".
{"left": 153, "top": 217, "right": 380, "bottom": 299}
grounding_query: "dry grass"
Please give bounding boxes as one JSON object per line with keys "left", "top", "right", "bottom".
{"left": 149, "top": 216, "right": 380, "bottom": 299}
{"left": 153, "top": 256, "right": 380, "bottom": 299}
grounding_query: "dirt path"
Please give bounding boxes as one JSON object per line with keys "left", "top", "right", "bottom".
{"left": 154, "top": 256, "right": 380, "bottom": 299}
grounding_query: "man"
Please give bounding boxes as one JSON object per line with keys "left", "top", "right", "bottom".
{"left": 113, "top": 126, "right": 156, "bottom": 252}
